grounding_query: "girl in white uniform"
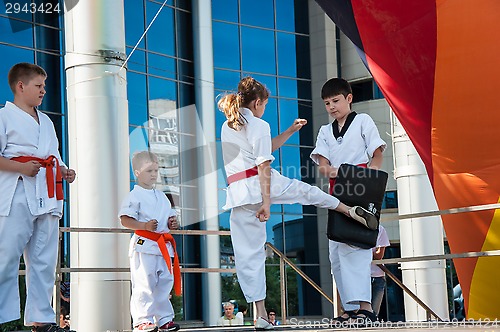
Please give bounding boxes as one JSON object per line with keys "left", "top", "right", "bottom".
{"left": 0, "top": 63, "right": 76, "bottom": 332}
{"left": 219, "top": 77, "right": 371, "bottom": 329}
{"left": 119, "top": 151, "right": 180, "bottom": 332}
{"left": 310, "top": 78, "right": 386, "bottom": 323}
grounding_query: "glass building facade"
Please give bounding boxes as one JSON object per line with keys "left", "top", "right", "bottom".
{"left": 1, "top": 0, "right": 324, "bottom": 321}
{"left": 0, "top": 0, "right": 413, "bottom": 325}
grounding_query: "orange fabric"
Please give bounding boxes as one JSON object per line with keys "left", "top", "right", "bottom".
{"left": 432, "top": 0, "right": 500, "bottom": 316}
{"left": 227, "top": 166, "right": 259, "bottom": 185}
{"left": 11, "top": 155, "right": 63, "bottom": 200}
{"left": 135, "top": 230, "right": 182, "bottom": 296}
{"left": 329, "top": 163, "right": 368, "bottom": 195}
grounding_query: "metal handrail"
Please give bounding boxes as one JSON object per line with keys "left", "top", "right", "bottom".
{"left": 378, "top": 265, "right": 443, "bottom": 321}
{"left": 51, "top": 226, "right": 500, "bottom": 325}
{"left": 265, "top": 242, "right": 334, "bottom": 324}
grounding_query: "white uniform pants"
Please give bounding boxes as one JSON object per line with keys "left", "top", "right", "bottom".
{"left": 230, "top": 177, "right": 340, "bottom": 302}
{"left": 329, "top": 240, "right": 372, "bottom": 310}
{"left": 0, "top": 181, "right": 59, "bottom": 325}
{"left": 130, "top": 251, "right": 174, "bottom": 327}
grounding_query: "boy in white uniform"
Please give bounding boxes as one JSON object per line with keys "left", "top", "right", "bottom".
{"left": 310, "top": 78, "right": 386, "bottom": 323}
{"left": 0, "top": 63, "right": 76, "bottom": 332}
{"left": 219, "top": 77, "right": 376, "bottom": 330}
{"left": 119, "top": 151, "right": 181, "bottom": 332}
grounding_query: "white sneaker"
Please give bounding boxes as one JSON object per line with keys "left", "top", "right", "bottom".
{"left": 255, "top": 317, "right": 274, "bottom": 330}
{"left": 348, "top": 206, "right": 378, "bottom": 230}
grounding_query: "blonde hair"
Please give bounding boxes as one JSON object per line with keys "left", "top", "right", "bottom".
{"left": 217, "top": 76, "right": 270, "bottom": 131}
{"left": 131, "top": 151, "right": 158, "bottom": 172}
{"left": 8, "top": 62, "right": 47, "bottom": 94}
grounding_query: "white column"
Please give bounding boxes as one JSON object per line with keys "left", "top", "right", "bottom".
{"left": 64, "top": 1, "right": 131, "bottom": 331}
{"left": 308, "top": 0, "right": 340, "bottom": 318}
{"left": 391, "top": 112, "right": 449, "bottom": 321}
{"left": 192, "top": 0, "right": 221, "bottom": 326}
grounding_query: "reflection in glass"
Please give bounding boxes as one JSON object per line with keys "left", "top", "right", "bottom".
{"left": 275, "top": 0, "right": 294, "bottom": 32}
{"left": 212, "top": 0, "right": 238, "bottom": 23}
{"left": 240, "top": 0, "right": 274, "bottom": 28}
{"left": 149, "top": 76, "right": 176, "bottom": 101}
{"left": 0, "top": 17, "right": 33, "bottom": 47}
{"left": 246, "top": 73, "right": 276, "bottom": 96}
{"left": 176, "top": 9, "right": 193, "bottom": 61}
{"left": 213, "top": 22, "right": 240, "bottom": 70}
{"left": 265, "top": 214, "right": 283, "bottom": 244}
{"left": 214, "top": 69, "right": 240, "bottom": 91}
{"left": 277, "top": 32, "right": 297, "bottom": 77}
{"left": 146, "top": 2, "right": 175, "bottom": 56}
{"left": 280, "top": 146, "right": 301, "bottom": 180}
{"left": 241, "top": 27, "right": 276, "bottom": 75}
{"left": 148, "top": 53, "right": 176, "bottom": 79}
{"left": 295, "top": 35, "right": 311, "bottom": 79}
{"left": 126, "top": 48, "right": 146, "bottom": 73}
{"left": 278, "top": 78, "right": 298, "bottom": 99}
{"left": 148, "top": 98, "right": 180, "bottom": 209}
{"left": 124, "top": 0, "right": 145, "bottom": 48}
{"left": 283, "top": 204, "right": 303, "bottom": 216}
{"left": 278, "top": 99, "right": 299, "bottom": 144}
{"left": 127, "top": 72, "right": 148, "bottom": 126}
{"left": 178, "top": 59, "right": 194, "bottom": 85}
{"left": 261, "top": 98, "right": 278, "bottom": 138}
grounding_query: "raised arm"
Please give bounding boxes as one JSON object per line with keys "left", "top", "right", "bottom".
{"left": 271, "top": 118, "right": 307, "bottom": 151}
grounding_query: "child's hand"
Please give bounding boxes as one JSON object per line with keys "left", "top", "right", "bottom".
{"left": 288, "top": 118, "right": 307, "bottom": 133}
{"left": 145, "top": 219, "right": 158, "bottom": 231}
{"left": 19, "top": 161, "right": 41, "bottom": 177}
{"left": 256, "top": 203, "right": 270, "bottom": 222}
{"left": 61, "top": 167, "right": 76, "bottom": 183}
{"left": 168, "top": 216, "right": 179, "bottom": 230}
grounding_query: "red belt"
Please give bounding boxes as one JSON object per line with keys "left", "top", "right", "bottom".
{"left": 135, "top": 230, "right": 182, "bottom": 296}
{"left": 227, "top": 166, "right": 259, "bottom": 185}
{"left": 329, "top": 163, "right": 368, "bottom": 195}
{"left": 11, "top": 155, "right": 63, "bottom": 200}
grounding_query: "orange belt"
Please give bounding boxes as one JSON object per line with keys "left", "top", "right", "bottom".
{"left": 329, "top": 163, "right": 368, "bottom": 195}
{"left": 227, "top": 166, "right": 259, "bottom": 185}
{"left": 135, "top": 230, "right": 182, "bottom": 296}
{"left": 11, "top": 155, "right": 63, "bottom": 200}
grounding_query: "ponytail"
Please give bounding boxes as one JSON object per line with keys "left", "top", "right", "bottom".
{"left": 218, "top": 76, "right": 270, "bottom": 131}
{"left": 218, "top": 93, "right": 247, "bottom": 131}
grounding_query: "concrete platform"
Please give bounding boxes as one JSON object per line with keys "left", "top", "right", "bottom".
{"left": 8, "top": 320, "right": 499, "bottom": 332}
{"left": 119, "top": 320, "right": 500, "bottom": 332}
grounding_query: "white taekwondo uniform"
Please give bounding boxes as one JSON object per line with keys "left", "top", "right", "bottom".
{"left": 0, "top": 101, "right": 66, "bottom": 325}
{"left": 311, "top": 112, "right": 386, "bottom": 310}
{"left": 119, "top": 185, "right": 177, "bottom": 327}
{"left": 222, "top": 108, "right": 341, "bottom": 303}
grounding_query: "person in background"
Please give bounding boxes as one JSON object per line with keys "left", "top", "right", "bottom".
{"left": 371, "top": 224, "right": 390, "bottom": 318}
{"left": 217, "top": 302, "right": 243, "bottom": 326}
{"left": 235, "top": 304, "right": 248, "bottom": 322}
{"left": 267, "top": 309, "right": 280, "bottom": 326}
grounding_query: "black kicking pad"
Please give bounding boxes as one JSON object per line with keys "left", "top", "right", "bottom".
{"left": 327, "top": 164, "right": 388, "bottom": 249}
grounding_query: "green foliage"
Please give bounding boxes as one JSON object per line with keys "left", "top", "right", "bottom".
{"left": 0, "top": 320, "right": 24, "bottom": 332}
{"left": 221, "top": 273, "right": 246, "bottom": 312}
{"left": 220, "top": 255, "right": 300, "bottom": 318}
{"left": 171, "top": 294, "right": 184, "bottom": 321}
{"left": 264, "top": 256, "right": 299, "bottom": 316}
